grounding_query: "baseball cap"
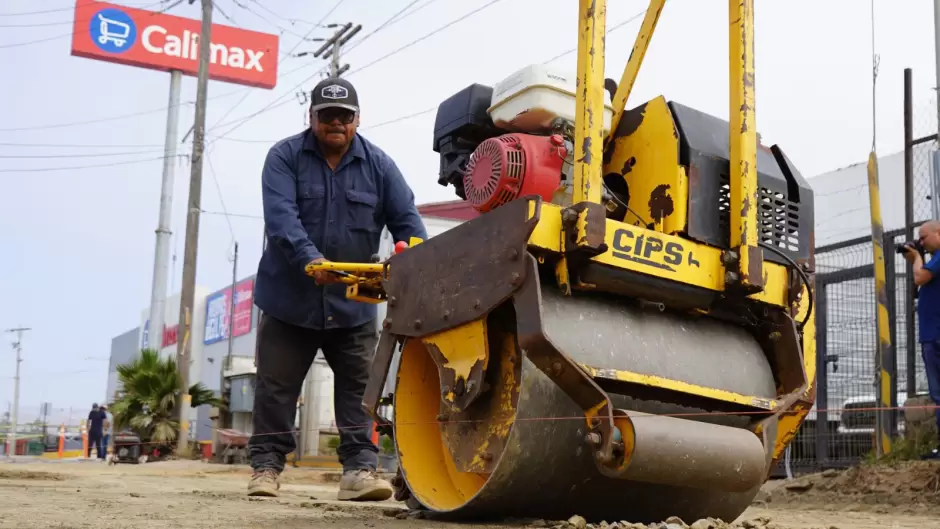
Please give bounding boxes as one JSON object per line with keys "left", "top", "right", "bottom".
{"left": 310, "top": 77, "right": 359, "bottom": 113}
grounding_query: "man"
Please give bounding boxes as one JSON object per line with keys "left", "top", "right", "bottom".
{"left": 86, "top": 403, "right": 105, "bottom": 460}
{"left": 248, "top": 77, "right": 427, "bottom": 500}
{"left": 101, "top": 405, "right": 113, "bottom": 459}
{"left": 903, "top": 219, "right": 940, "bottom": 458}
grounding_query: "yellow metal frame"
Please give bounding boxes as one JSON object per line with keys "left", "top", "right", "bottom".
{"left": 528, "top": 203, "right": 793, "bottom": 308}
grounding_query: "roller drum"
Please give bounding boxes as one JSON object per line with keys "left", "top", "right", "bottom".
{"left": 393, "top": 288, "right": 778, "bottom": 524}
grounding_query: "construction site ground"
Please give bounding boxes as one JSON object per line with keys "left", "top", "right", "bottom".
{"left": 1, "top": 459, "right": 938, "bottom": 529}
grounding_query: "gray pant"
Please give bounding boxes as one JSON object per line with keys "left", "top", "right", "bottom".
{"left": 248, "top": 314, "right": 379, "bottom": 473}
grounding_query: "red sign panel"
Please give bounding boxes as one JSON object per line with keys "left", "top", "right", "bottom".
{"left": 70, "top": 0, "right": 279, "bottom": 89}
{"left": 162, "top": 324, "right": 179, "bottom": 348}
{"left": 232, "top": 279, "right": 254, "bottom": 337}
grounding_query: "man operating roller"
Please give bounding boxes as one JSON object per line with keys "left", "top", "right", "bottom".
{"left": 248, "top": 77, "right": 427, "bottom": 499}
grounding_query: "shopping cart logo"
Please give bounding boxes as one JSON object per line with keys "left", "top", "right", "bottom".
{"left": 89, "top": 8, "right": 137, "bottom": 54}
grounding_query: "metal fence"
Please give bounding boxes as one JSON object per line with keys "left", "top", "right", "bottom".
{"left": 774, "top": 70, "right": 940, "bottom": 476}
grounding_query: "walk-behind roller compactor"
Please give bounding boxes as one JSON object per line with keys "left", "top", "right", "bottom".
{"left": 307, "top": 0, "right": 817, "bottom": 523}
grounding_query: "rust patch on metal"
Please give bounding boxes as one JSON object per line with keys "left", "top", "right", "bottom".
{"left": 648, "top": 184, "right": 674, "bottom": 221}
{"left": 563, "top": 201, "right": 607, "bottom": 255}
{"left": 612, "top": 102, "right": 647, "bottom": 140}
{"left": 580, "top": 135, "right": 593, "bottom": 166}
{"left": 441, "top": 321, "right": 521, "bottom": 474}
{"left": 620, "top": 157, "right": 634, "bottom": 176}
{"left": 745, "top": 245, "right": 763, "bottom": 287}
{"left": 383, "top": 197, "right": 540, "bottom": 337}
{"left": 425, "top": 341, "right": 487, "bottom": 415}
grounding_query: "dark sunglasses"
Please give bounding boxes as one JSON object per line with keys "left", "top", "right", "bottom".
{"left": 315, "top": 108, "right": 357, "bottom": 125}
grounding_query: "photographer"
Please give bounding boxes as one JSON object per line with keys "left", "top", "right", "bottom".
{"left": 902, "top": 220, "right": 940, "bottom": 456}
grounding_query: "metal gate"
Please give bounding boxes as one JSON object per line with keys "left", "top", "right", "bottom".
{"left": 799, "top": 226, "right": 926, "bottom": 470}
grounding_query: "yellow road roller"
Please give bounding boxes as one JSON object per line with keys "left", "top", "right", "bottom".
{"left": 307, "top": 0, "right": 816, "bottom": 523}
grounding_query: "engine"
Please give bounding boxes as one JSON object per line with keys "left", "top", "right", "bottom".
{"left": 433, "top": 65, "right": 613, "bottom": 212}
{"left": 463, "top": 133, "right": 567, "bottom": 213}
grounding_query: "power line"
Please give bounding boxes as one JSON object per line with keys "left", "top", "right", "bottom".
{"left": 0, "top": 1, "right": 158, "bottom": 17}
{"left": 248, "top": 0, "right": 326, "bottom": 29}
{"left": 315, "top": 8, "right": 648, "bottom": 136}
{"left": 200, "top": 0, "right": 348, "bottom": 135}
{"left": 230, "top": 0, "right": 321, "bottom": 44}
{"left": 0, "top": 0, "right": 171, "bottom": 29}
{"left": 205, "top": 148, "right": 235, "bottom": 240}
{"left": 202, "top": 209, "right": 263, "bottom": 220}
{"left": 0, "top": 155, "right": 172, "bottom": 173}
{"left": 344, "top": 0, "right": 506, "bottom": 78}
{"left": 206, "top": 0, "right": 499, "bottom": 143}
{"left": 0, "top": 149, "right": 164, "bottom": 159}
{"left": 0, "top": 141, "right": 164, "bottom": 148}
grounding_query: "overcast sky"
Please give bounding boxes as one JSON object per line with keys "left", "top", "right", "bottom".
{"left": 1, "top": 0, "right": 938, "bottom": 423}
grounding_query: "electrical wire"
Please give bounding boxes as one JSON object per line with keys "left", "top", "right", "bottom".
{"left": 337, "top": 0, "right": 426, "bottom": 55}
{"left": 333, "top": 7, "right": 648, "bottom": 137}
{"left": 541, "top": 9, "right": 647, "bottom": 65}
{"left": 0, "top": 0, "right": 167, "bottom": 28}
{"left": 344, "top": 0, "right": 505, "bottom": 78}
{"left": 0, "top": 1, "right": 158, "bottom": 17}
{"left": 758, "top": 241, "right": 814, "bottom": 327}
{"left": 208, "top": 0, "right": 502, "bottom": 143}
{"left": 198, "top": 0, "right": 347, "bottom": 138}
{"left": 0, "top": 141, "right": 164, "bottom": 148}
{"left": 205, "top": 148, "right": 236, "bottom": 241}
{"left": 206, "top": 0, "right": 432, "bottom": 144}
{"left": 230, "top": 0, "right": 316, "bottom": 43}
{"left": 0, "top": 155, "right": 170, "bottom": 173}
{"left": 249, "top": 0, "right": 325, "bottom": 28}
{"left": 202, "top": 209, "right": 263, "bottom": 220}
{"left": 0, "top": 149, "right": 164, "bottom": 159}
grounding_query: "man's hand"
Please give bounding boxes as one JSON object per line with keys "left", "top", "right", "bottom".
{"left": 903, "top": 244, "right": 922, "bottom": 263}
{"left": 306, "top": 258, "right": 345, "bottom": 285}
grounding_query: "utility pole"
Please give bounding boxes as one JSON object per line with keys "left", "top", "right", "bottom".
{"left": 146, "top": 69, "right": 182, "bottom": 351}
{"left": 5, "top": 327, "right": 30, "bottom": 457}
{"left": 313, "top": 22, "right": 361, "bottom": 77}
{"left": 176, "top": 0, "right": 213, "bottom": 456}
{"left": 935, "top": 0, "right": 940, "bottom": 142}
{"left": 225, "top": 242, "right": 238, "bottom": 371}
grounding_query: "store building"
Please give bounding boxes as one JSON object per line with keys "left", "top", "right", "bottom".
{"left": 105, "top": 200, "right": 478, "bottom": 449}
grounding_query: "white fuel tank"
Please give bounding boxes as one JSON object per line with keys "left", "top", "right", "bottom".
{"left": 487, "top": 64, "right": 615, "bottom": 135}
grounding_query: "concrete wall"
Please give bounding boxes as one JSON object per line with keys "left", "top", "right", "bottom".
{"left": 106, "top": 326, "right": 141, "bottom": 403}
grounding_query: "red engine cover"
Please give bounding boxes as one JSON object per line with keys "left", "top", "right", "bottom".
{"left": 462, "top": 133, "right": 567, "bottom": 213}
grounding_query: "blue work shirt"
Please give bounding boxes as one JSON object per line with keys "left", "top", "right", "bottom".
{"left": 919, "top": 253, "right": 940, "bottom": 343}
{"left": 254, "top": 129, "right": 428, "bottom": 330}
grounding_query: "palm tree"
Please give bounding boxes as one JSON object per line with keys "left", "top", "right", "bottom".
{"left": 109, "top": 349, "right": 224, "bottom": 448}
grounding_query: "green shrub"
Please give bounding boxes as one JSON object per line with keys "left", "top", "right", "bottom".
{"left": 380, "top": 435, "right": 395, "bottom": 455}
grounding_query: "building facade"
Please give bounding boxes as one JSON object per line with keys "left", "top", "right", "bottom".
{"left": 106, "top": 201, "right": 477, "bottom": 447}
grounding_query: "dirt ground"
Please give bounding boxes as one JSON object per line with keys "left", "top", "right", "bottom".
{"left": 0, "top": 459, "right": 938, "bottom": 529}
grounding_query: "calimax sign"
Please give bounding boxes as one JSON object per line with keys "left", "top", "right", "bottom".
{"left": 70, "top": 0, "right": 279, "bottom": 89}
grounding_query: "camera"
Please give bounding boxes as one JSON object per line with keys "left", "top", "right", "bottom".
{"left": 895, "top": 239, "right": 925, "bottom": 255}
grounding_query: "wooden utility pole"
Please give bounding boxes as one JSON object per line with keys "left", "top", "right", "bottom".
{"left": 314, "top": 22, "right": 361, "bottom": 77}
{"left": 176, "top": 0, "right": 213, "bottom": 456}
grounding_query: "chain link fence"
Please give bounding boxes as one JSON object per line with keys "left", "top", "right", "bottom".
{"left": 781, "top": 80, "right": 939, "bottom": 475}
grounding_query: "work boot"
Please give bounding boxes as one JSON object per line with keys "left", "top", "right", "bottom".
{"left": 247, "top": 468, "right": 280, "bottom": 497}
{"left": 337, "top": 469, "right": 394, "bottom": 501}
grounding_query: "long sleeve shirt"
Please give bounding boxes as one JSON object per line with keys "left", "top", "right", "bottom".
{"left": 253, "top": 129, "right": 427, "bottom": 330}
